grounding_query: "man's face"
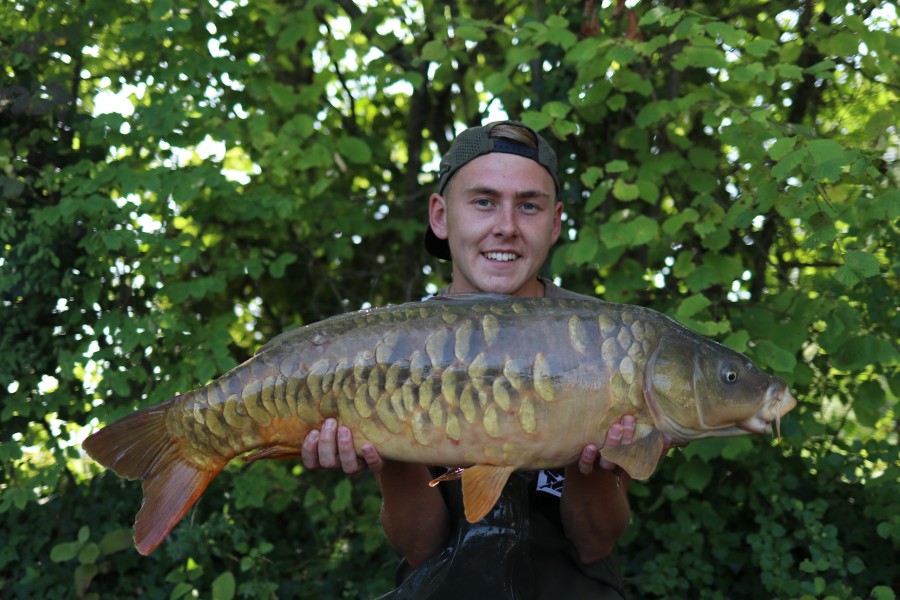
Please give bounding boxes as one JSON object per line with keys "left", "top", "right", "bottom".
{"left": 429, "top": 152, "right": 562, "bottom": 298}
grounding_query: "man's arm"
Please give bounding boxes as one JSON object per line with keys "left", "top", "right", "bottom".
{"left": 302, "top": 421, "right": 450, "bottom": 568}
{"left": 559, "top": 415, "right": 635, "bottom": 564}
{"left": 373, "top": 462, "right": 451, "bottom": 568}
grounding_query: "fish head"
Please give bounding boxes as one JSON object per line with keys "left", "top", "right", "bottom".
{"left": 645, "top": 333, "right": 797, "bottom": 444}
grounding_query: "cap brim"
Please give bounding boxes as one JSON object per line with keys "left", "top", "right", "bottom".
{"left": 424, "top": 225, "right": 451, "bottom": 260}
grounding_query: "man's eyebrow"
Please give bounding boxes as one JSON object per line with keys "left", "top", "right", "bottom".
{"left": 462, "top": 185, "right": 551, "bottom": 199}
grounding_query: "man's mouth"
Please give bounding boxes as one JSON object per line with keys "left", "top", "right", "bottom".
{"left": 484, "top": 251, "right": 519, "bottom": 262}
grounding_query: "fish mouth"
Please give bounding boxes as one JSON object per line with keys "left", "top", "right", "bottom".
{"left": 737, "top": 385, "right": 797, "bottom": 437}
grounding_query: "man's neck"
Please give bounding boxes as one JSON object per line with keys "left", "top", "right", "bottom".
{"left": 447, "top": 277, "right": 546, "bottom": 298}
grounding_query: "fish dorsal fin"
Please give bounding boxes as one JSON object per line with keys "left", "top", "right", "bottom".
{"left": 599, "top": 428, "right": 666, "bottom": 480}
{"left": 461, "top": 465, "right": 515, "bottom": 523}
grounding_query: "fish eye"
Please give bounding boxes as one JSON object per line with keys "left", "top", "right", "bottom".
{"left": 722, "top": 365, "right": 740, "bottom": 384}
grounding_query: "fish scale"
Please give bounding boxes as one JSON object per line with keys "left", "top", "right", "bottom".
{"left": 82, "top": 294, "right": 796, "bottom": 555}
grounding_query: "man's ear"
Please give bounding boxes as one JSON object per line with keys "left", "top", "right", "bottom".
{"left": 429, "top": 193, "right": 449, "bottom": 239}
{"left": 550, "top": 199, "right": 563, "bottom": 244}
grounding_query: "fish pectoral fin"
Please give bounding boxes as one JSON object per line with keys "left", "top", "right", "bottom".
{"left": 461, "top": 465, "right": 515, "bottom": 523}
{"left": 428, "top": 467, "right": 466, "bottom": 487}
{"left": 600, "top": 428, "right": 665, "bottom": 480}
{"left": 241, "top": 445, "right": 304, "bottom": 463}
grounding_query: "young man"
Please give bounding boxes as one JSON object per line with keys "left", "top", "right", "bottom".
{"left": 302, "top": 121, "right": 634, "bottom": 598}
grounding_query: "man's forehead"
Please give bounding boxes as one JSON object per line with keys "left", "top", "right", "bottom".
{"left": 450, "top": 153, "right": 556, "bottom": 194}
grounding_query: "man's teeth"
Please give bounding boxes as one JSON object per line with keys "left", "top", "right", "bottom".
{"left": 485, "top": 252, "right": 518, "bottom": 262}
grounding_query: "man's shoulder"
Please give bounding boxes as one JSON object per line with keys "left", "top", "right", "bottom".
{"left": 541, "top": 278, "right": 596, "bottom": 302}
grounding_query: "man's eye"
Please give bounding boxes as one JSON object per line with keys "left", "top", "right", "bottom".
{"left": 475, "top": 198, "right": 491, "bottom": 207}
{"left": 521, "top": 202, "right": 538, "bottom": 212}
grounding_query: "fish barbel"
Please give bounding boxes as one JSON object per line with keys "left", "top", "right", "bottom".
{"left": 82, "top": 294, "right": 796, "bottom": 555}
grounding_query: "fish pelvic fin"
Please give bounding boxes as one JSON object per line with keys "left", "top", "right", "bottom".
{"left": 461, "top": 465, "right": 515, "bottom": 523}
{"left": 428, "top": 467, "right": 465, "bottom": 487}
{"left": 241, "top": 445, "right": 304, "bottom": 462}
{"left": 82, "top": 397, "right": 226, "bottom": 555}
{"left": 599, "top": 427, "right": 665, "bottom": 480}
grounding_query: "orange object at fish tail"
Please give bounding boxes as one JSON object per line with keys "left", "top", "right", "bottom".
{"left": 82, "top": 293, "right": 796, "bottom": 555}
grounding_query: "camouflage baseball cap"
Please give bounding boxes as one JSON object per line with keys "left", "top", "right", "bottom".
{"left": 425, "top": 120, "right": 559, "bottom": 260}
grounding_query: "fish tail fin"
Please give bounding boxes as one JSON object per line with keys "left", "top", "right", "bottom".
{"left": 82, "top": 397, "right": 226, "bottom": 555}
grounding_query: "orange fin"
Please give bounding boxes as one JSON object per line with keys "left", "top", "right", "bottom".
{"left": 428, "top": 467, "right": 465, "bottom": 487}
{"left": 461, "top": 465, "right": 515, "bottom": 523}
{"left": 82, "top": 397, "right": 225, "bottom": 555}
{"left": 599, "top": 427, "right": 665, "bottom": 480}
{"left": 242, "top": 445, "right": 304, "bottom": 462}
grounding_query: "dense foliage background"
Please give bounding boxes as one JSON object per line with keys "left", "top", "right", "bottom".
{"left": 2, "top": 0, "right": 897, "bottom": 598}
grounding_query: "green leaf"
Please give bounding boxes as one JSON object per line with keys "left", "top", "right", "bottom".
{"left": 455, "top": 25, "right": 487, "bottom": 42}
{"left": 521, "top": 111, "right": 552, "bottom": 131}
{"left": 612, "top": 179, "right": 640, "bottom": 201}
{"left": 605, "top": 160, "right": 629, "bottom": 174}
{"left": 269, "top": 252, "right": 298, "bottom": 278}
{"left": 662, "top": 208, "right": 700, "bottom": 235}
{"left": 74, "top": 563, "right": 98, "bottom": 596}
{"left": 677, "top": 458, "right": 712, "bottom": 491}
{"left": 767, "top": 137, "right": 796, "bottom": 160}
{"left": 673, "top": 46, "right": 728, "bottom": 70}
{"left": 99, "top": 528, "right": 135, "bottom": 555}
{"left": 569, "top": 235, "right": 600, "bottom": 265}
{"left": 585, "top": 183, "right": 609, "bottom": 212}
{"left": 772, "top": 148, "right": 806, "bottom": 181}
{"left": 833, "top": 337, "right": 900, "bottom": 371}
{"left": 337, "top": 137, "right": 372, "bottom": 164}
{"left": 753, "top": 340, "right": 796, "bottom": 374}
{"left": 2, "top": 177, "right": 24, "bottom": 199}
{"left": 78, "top": 543, "right": 101, "bottom": 565}
{"left": 721, "top": 437, "right": 753, "bottom": 459}
{"left": 842, "top": 250, "right": 880, "bottom": 279}
{"left": 599, "top": 215, "right": 658, "bottom": 248}
{"left": 800, "top": 559, "right": 818, "bottom": 573}
{"left": 581, "top": 166, "right": 605, "bottom": 188}
{"left": 544, "top": 26, "right": 578, "bottom": 49}
{"left": 704, "top": 22, "right": 743, "bottom": 45}
{"left": 869, "top": 586, "right": 896, "bottom": 600}
{"left": 543, "top": 101, "right": 571, "bottom": 120}
{"left": 170, "top": 582, "right": 194, "bottom": 599}
{"left": 330, "top": 478, "right": 353, "bottom": 512}
{"left": 483, "top": 72, "right": 509, "bottom": 95}
{"left": 637, "top": 180, "right": 659, "bottom": 204}
{"left": 806, "top": 139, "right": 846, "bottom": 166}
{"left": 865, "top": 109, "right": 894, "bottom": 138}
{"left": 211, "top": 571, "right": 236, "bottom": 600}
{"left": 834, "top": 265, "right": 861, "bottom": 287}
{"left": 677, "top": 293, "right": 711, "bottom": 319}
{"left": 724, "top": 329, "right": 750, "bottom": 353}
{"left": 421, "top": 40, "right": 448, "bottom": 61}
{"left": 50, "top": 541, "right": 82, "bottom": 563}
{"left": 609, "top": 45, "right": 639, "bottom": 66}
{"left": 745, "top": 38, "right": 776, "bottom": 57}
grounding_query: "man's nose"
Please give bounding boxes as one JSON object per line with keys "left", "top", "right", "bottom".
{"left": 492, "top": 206, "right": 519, "bottom": 236}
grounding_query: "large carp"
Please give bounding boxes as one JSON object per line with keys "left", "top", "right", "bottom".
{"left": 83, "top": 294, "right": 796, "bottom": 555}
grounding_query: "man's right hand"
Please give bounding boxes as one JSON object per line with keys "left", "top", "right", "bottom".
{"left": 301, "top": 418, "right": 384, "bottom": 475}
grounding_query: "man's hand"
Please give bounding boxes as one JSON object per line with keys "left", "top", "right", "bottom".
{"left": 575, "top": 414, "right": 636, "bottom": 475}
{"left": 301, "top": 418, "right": 384, "bottom": 475}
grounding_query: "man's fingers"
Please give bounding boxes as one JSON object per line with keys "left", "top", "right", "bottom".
{"left": 579, "top": 444, "right": 599, "bottom": 475}
{"left": 620, "top": 414, "right": 636, "bottom": 445}
{"left": 362, "top": 444, "right": 384, "bottom": 474}
{"left": 301, "top": 430, "right": 320, "bottom": 469}
{"left": 338, "top": 426, "right": 362, "bottom": 474}
{"left": 317, "top": 419, "right": 338, "bottom": 468}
